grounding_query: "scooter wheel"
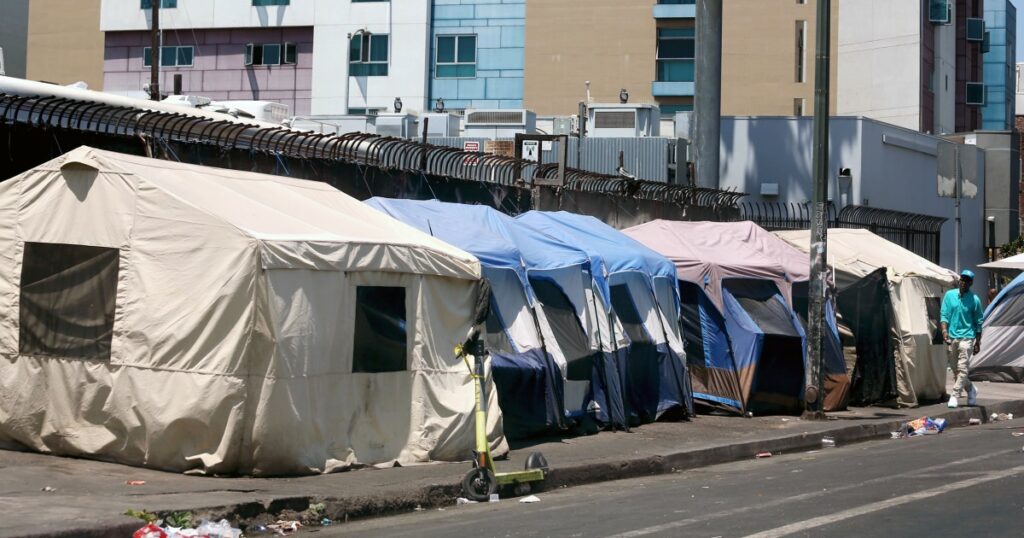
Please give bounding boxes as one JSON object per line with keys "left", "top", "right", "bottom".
{"left": 462, "top": 468, "right": 497, "bottom": 502}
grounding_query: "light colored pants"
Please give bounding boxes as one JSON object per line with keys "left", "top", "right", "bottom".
{"left": 946, "top": 339, "right": 975, "bottom": 398}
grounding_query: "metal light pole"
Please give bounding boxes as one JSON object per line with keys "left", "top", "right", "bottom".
{"left": 804, "top": 0, "right": 830, "bottom": 420}
{"left": 149, "top": 0, "right": 160, "bottom": 101}
{"left": 694, "top": 0, "right": 722, "bottom": 189}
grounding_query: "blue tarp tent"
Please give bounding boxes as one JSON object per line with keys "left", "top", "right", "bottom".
{"left": 517, "top": 211, "right": 694, "bottom": 422}
{"left": 365, "top": 199, "right": 627, "bottom": 434}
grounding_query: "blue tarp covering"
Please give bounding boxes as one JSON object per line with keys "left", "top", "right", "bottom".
{"left": 365, "top": 199, "right": 627, "bottom": 433}
{"left": 517, "top": 211, "right": 692, "bottom": 421}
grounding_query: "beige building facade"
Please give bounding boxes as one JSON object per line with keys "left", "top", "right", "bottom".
{"left": 524, "top": 1, "right": 663, "bottom": 116}
{"left": 25, "top": 0, "right": 105, "bottom": 89}
{"left": 721, "top": 0, "right": 838, "bottom": 116}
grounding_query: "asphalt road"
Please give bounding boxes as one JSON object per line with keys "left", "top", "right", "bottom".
{"left": 324, "top": 419, "right": 1024, "bottom": 537}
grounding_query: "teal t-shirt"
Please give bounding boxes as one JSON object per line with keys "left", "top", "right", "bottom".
{"left": 940, "top": 288, "right": 983, "bottom": 340}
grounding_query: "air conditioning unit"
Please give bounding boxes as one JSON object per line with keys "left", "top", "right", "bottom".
{"left": 418, "top": 112, "right": 461, "bottom": 137}
{"left": 588, "top": 104, "right": 661, "bottom": 138}
{"left": 463, "top": 109, "right": 537, "bottom": 139}
{"left": 374, "top": 113, "right": 416, "bottom": 138}
{"left": 288, "top": 115, "right": 375, "bottom": 135}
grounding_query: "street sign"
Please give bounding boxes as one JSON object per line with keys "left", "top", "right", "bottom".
{"left": 521, "top": 140, "right": 540, "bottom": 162}
{"left": 463, "top": 141, "right": 479, "bottom": 165}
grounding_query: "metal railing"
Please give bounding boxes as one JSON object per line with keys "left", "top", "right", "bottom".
{"left": 741, "top": 201, "right": 947, "bottom": 263}
{"left": 0, "top": 92, "right": 744, "bottom": 209}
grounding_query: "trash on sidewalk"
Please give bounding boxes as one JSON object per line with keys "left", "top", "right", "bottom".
{"left": 969, "top": 418, "right": 982, "bottom": 426}
{"left": 519, "top": 495, "right": 541, "bottom": 503}
{"left": 40, "top": 486, "right": 56, "bottom": 492}
{"left": 194, "top": 519, "right": 243, "bottom": 538}
{"left": 894, "top": 417, "right": 948, "bottom": 437}
{"left": 1012, "top": 432, "right": 1024, "bottom": 437}
{"left": 266, "top": 520, "right": 302, "bottom": 535}
{"left": 489, "top": 493, "right": 500, "bottom": 503}
{"left": 755, "top": 452, "right": 772, "bottom": 458}
{"left": 991, "top": 413, "right": 1014, "bottom": 422}
{"left": 132, "top": 523, "right": 167, "bottom": 538}
{"left": 320, "top": 518, "right": 333, "bottom": 526}
{"left": 126, "top": 480, "right": 147, "bottom": 486}
{"left": 456, "top": 497, "right": 478, "bottom": 505}
{"left": 821, "top": 436, "right": 836, "bottom": 448}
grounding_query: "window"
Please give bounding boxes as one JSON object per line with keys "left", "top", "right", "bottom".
{"left": 141, "top": 0, "right": 176, "bottom": 7}
{"left": 966, "top": 18, "right": 985, "bottom": 41}
{"left": 352, "top": 286, "right": 407, "bottom": 373}
{"left": 929, "top": 0, "right": 951, "bottom": 24}
{"left": 657, "top": 0, "right": 695, "bottom": 3}
{"left": 352, "top": 0, "right": 390, "bottom": 2}
{"left": 794, "top": 97, "right": 805, "bottom": 116}
{"left": 252, "top": 0, "right": 289, "bottom": 5}
{"left": 795, "top": 21, "right": 806, "bottom": 83}
{"left": 143, "top": 46, "right": 194, "bottom": 67}
{"left": 966, "top": 82, "right": 986, "bottom": 105}
{"left": 350, "top": 34, "right": 389, "bottom": 76}
{"left": 529, "top": 278, "right": 592, "bottom": 381}
{"left": 657, "top": 28, "right": 695, "bottom": 82}
{"left": 19, "top": 242, "right": 119, "bottom": 360}
{"left": 610, "top": 285, "right": 652, "bottom": 344}
{"left": 244, "top": 43, "right": 296, "bottom": 66}
{"left": 436, "top": 35, "right": 477, "bottom": 78}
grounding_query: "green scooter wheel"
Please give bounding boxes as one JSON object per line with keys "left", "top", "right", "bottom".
{"left": 462, "top": 467, "right": 497, "bottom": 502}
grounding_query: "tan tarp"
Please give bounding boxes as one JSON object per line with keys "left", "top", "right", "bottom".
{"left": 775, "top": 229, "right": 957, "bottom": 407}
{"left": 0, "top": 146, "right": 506, "bottom": 475}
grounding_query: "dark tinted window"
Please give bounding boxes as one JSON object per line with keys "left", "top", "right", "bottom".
{"left": 611, "top": 284, "right": 651, "bottom": 344}
{"left": 19, "top": 242, "right": 119, "bottom": 360}
{"left": 353, "top": 286, "right": 407, "bottom": 373}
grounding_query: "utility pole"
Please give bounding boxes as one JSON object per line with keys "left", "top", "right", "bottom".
{"left": 694, "top": 0, "right": 722, "bottom": 189}
{"left": 150, "top": 0, "right": 161, "bottom": 101}
{"left": 804, "top": 0, "right": 830, "bottom": 420}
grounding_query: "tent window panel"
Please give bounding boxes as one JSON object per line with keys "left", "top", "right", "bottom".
{"left": 352, "top": 286, "right": 407, "bottom": 373}
{"left": 988, "top": 291, "right": 1024, "bottom": 327}
{"left": 677, "top": 281, "right": 706, "bottom": 365}
{"left": 924, "top": 297, "right": 945, "bottom": 344}
{"left": 529, "top": 277, "right": 592, "bottom": 380}
{"left": 723, "top": 279, "right": 800, "bottom": 337}
{"left": 791, "top": 281, "right": 810, "bottom": 328}
{"left": 19, "top": 242, "right": 120, "bottom": 360}
{"left": 610, "top": 284, "right": 652, "bottom": 344}
{"left": 484, "top": 294, "right": 515, "bottom": 355}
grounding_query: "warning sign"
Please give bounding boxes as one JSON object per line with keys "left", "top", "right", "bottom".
{"left": 521, "top": 140, "right": 540, "bottom": 162}
{"left": 463, "top": 141, "right": 480, "bottom": 165}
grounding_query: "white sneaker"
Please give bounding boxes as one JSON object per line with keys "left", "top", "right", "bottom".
{"left": 948, "top": 396, "right": 959, "bottom": 408}
{"left": 968, "top": 386, "right": 978, "bottom": 406}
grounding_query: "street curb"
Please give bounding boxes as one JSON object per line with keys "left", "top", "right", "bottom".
{"left": 21, "top": 399, "right": 1024, "bottom": 537}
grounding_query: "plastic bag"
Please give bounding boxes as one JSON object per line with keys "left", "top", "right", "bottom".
{"left": 133, "top": 524, "right": 168, "bottom": 538}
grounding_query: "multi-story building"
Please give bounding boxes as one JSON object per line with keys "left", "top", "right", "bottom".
{"left": 837, "top": 0, "right": 987, "bottom": 134}
{"left": 982, "top": 0, "right": 1017, "bottom": 130}
{"left": 101, "top": 0, "right": 432, "bottom": 117}
{"left": 0, "top": 0, "right": 104, "bottom": 88}
{"left": 429, "top": 0, "right": 524, "bottom": 111}
{"left": 721, "top": 0, "right": 838, "bottom": 117}
{"left": 523, "top": 0, "right": 693, "bottom": 116}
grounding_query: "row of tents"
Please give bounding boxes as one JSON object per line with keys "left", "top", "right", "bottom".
{"left": 0, "top": 147, "right": 961, "bottom": 476}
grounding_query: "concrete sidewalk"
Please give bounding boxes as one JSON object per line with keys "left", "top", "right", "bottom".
{"left": 2, "top": 379, "right": 1023, "bottom": 538}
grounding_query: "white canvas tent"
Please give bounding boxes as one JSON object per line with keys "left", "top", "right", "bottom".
{"left": 0, "top": 147, "right": 505, "bottom": 476}
{"left": 775, "top": 229, "right": 957, "bottom": 407}
{"left": 980, "top": 253, "right": 1024, "bottom": 271}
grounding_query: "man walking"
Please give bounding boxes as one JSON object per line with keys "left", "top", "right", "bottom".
{"left": 940, "top": 269, "right": 983, "bottom": 408}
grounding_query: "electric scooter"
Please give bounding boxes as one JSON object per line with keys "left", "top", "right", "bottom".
{"left": 456, "top": 333, "right": 548, "bottom": 502}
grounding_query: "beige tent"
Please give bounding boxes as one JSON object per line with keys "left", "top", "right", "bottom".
{"left": 775, "top": 229, "right": 957, "bottom": 407}
{"left": 0, "top": 147, "right": 505, "bottom": 476}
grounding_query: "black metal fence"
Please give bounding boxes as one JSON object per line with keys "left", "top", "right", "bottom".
{"left": 741, "top": 201, "right": 947, "bottom": 264}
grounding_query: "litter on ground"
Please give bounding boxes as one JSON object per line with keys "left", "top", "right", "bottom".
{"left": 519, "top": 495, "right": 541, "bottom": 503}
